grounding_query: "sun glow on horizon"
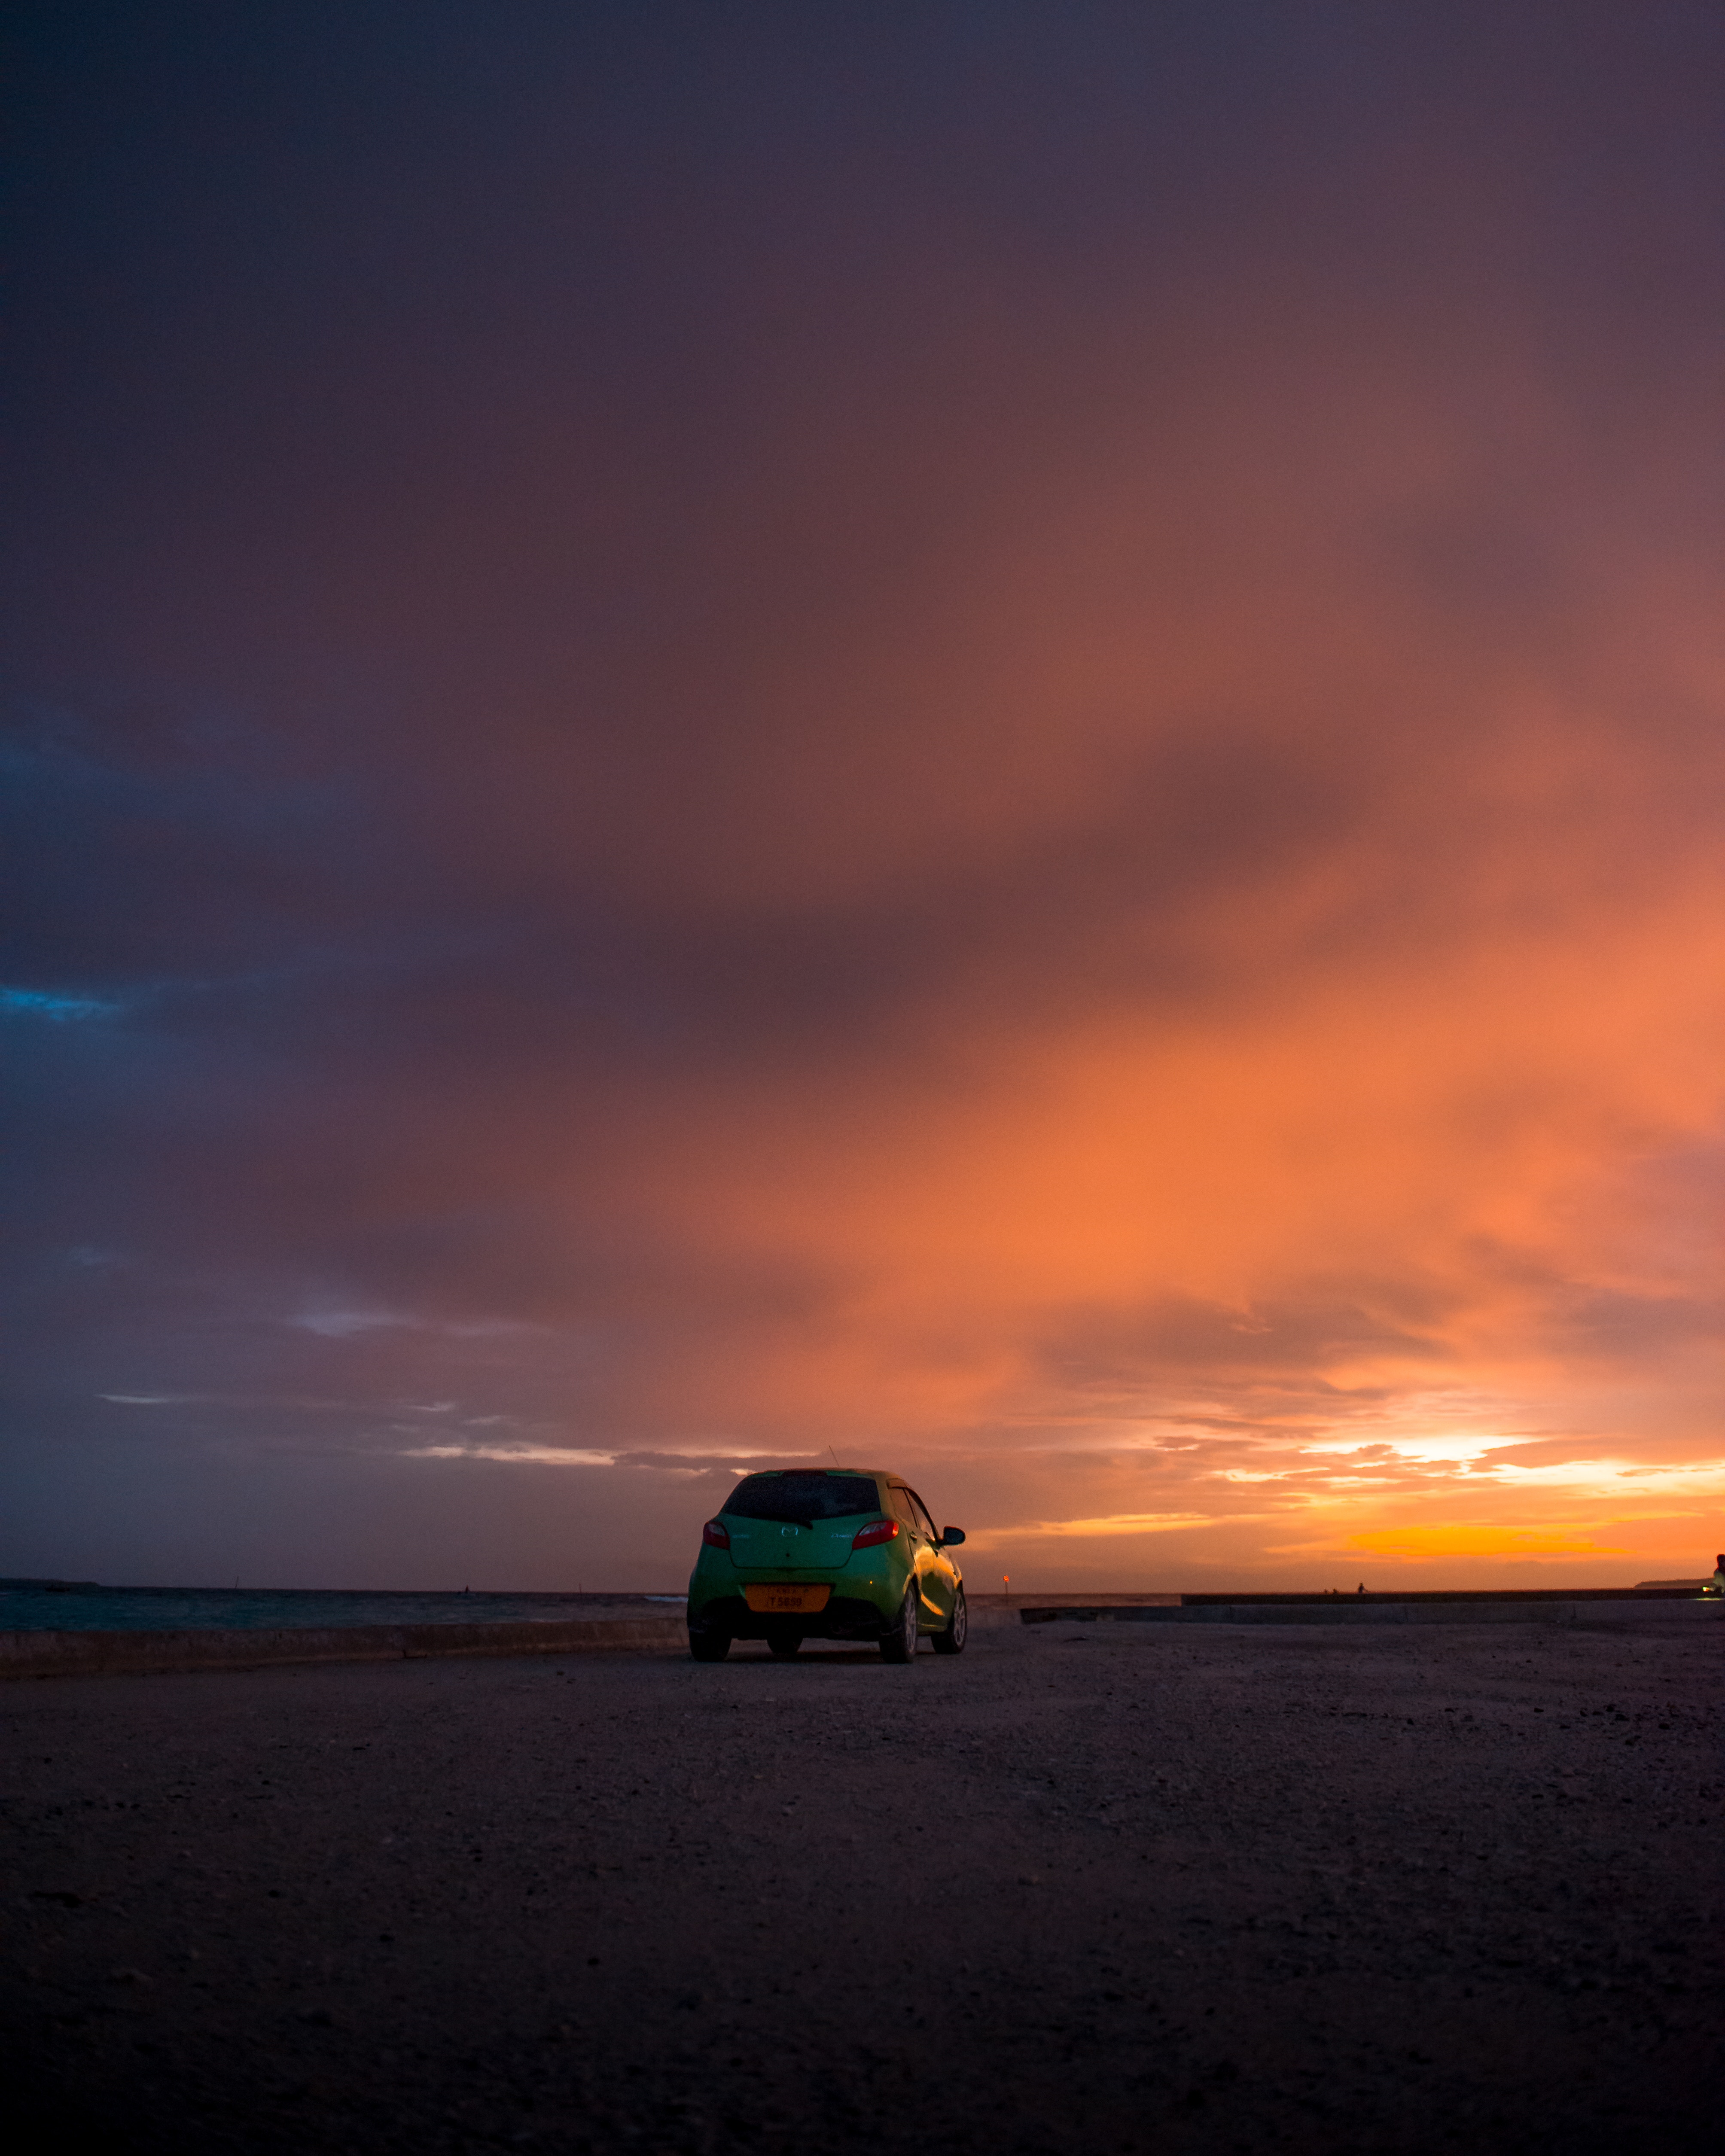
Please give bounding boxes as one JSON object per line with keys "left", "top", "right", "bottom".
{"left": 7, "top": 6, "right": 1725, "bottom": 1590}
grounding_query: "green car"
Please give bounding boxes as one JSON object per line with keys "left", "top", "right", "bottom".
{"left": 686, "top": 1468, "right": 967, "bottom": 1662}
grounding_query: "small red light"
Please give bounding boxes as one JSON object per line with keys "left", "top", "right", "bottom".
{"left": 851, "top": 1517, "right": 899, "bottom": 1550}
{"left": 702, "top": 1519, "right": 730, "bottom": 1548}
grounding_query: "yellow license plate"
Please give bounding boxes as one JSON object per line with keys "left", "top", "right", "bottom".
{"left": 744, "top": 1584, "right": 831, "bottom": 1614}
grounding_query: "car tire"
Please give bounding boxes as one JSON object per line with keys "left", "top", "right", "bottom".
{"left": 766, "top": 1626, "right": 803, "bottom": 1658}
{"left": 930, "top": 1586, "right": 967, "bottom": 1655}
{"left": 689, "top": 1629, "right": 731, "bottom": 1662}
{"left": 879, "top": 1583, "right": 920, "bottom": 1663}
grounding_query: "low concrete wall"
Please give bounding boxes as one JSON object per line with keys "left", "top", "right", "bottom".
{"left": 0, "top": 1614, "right": 688, "bottom": 1680}
{"left": 1022, "top": 1599, "right": 1721, "bottom": 1628}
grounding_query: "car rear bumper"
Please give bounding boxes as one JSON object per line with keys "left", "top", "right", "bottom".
{"left": 686, "top": 1592, "right": 894, "bottom": 1643}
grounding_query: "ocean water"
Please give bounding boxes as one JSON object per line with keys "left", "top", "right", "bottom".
{"left": 0, "top": 1584, "right": 685, "bottom": 1634}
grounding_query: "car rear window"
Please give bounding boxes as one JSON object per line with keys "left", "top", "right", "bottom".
{"left": 722, "top": 1473, "right": 883, "bottom": 1525}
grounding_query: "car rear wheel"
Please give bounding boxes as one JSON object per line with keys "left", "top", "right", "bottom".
{"left": 930, "top": 1586, "right": 967, "bottom": 1655}
{"left": 766, "top": 1626, "right": 803, "bottom": 1658}
{"left": 689, "top": 1629, "right": 731, "bottom": 1662}
{"left": 879, "top": 1583, "right": 920, "bottom": 1663}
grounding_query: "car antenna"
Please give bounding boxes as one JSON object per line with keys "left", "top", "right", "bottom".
{"left": 829, "top": 1446, "right": 841, "bottom": 1468}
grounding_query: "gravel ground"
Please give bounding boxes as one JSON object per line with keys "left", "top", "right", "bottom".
{"left": 3, "top": 1615, "right": 1719, "bottom": 2156}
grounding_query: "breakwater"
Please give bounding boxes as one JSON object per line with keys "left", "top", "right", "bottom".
{"left": 1019, "top": 1588, "right": 1718, "bottom": 1627}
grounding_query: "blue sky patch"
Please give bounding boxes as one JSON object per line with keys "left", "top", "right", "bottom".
{"left": 1, "top": 985, "right": 119, "bottom": 1022}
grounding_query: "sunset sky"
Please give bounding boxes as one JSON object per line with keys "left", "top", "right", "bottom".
{"left": 4, "top": 2, "right": 1722, "bottom": 1591}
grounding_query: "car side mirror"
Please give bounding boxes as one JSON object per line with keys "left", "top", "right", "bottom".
{"left": 939, "top": 1527, "right": 965, "bottom": 1546}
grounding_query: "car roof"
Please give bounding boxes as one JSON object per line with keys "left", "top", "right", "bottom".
{"left": 737, "top": 1466, "right": 894, "bottom": 1481}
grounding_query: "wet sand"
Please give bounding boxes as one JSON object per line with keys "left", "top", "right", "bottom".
{"left": 4, "top": 1614, "right": 1719, "bottom": 2155}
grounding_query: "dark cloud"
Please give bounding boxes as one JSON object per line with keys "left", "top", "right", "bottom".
{"left": 4, "top": 3, "right": 1723, "bottom": 1585}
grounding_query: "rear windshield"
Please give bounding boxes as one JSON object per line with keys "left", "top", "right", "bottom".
{"left": 722, "top": 1473, "right": 883, "bottom": 1526}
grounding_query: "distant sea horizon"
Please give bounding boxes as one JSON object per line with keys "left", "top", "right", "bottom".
{"left": 4, "top": 1572, "right": 1713, "bottom": 1636}
{"left": 0, "top": 1581, "right": 686, "bottom": 1633}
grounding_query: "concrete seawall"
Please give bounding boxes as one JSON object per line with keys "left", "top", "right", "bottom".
{"left": 1020, "top": 1598, "right": 1721, "bottom": 1627}
{"left": 7, "top": 1596, "right": 1713, "bottom": 1676}
{"left": 0, "top": 1613, "right": 688, "bottom": 1680}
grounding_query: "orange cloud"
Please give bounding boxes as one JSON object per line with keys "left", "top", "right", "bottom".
{"left": 12, "top": 13, "right": 1725, "bottom": 1592}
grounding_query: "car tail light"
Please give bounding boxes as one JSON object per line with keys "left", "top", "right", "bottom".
{"left": 851, "top": 1517, "right": 900, "bottom": 1550}
{"left": 702, "top": 1519, "right": 730, "bottom": 1548}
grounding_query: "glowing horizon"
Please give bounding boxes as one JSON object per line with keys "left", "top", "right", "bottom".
{"left": 3, "top": 5, "right": 1721, "bottom": 1591}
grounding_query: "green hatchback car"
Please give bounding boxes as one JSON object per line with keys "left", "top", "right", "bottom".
{"left": 686, "top": 1468, "right": 967, "bottom": 1662}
